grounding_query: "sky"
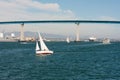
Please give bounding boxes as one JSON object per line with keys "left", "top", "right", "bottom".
{"left": 0, "top": 0, "right": 120, "bottom": 39}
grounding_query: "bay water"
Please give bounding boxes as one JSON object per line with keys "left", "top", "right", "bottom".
{"left": 0, "top": 42, "right": 120, "bottom": 80}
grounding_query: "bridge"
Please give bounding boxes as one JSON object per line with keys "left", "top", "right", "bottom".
{"left": 0, "top": 20, "right": 120, "bottom": 24}
{"left": 0, "top": 20, "right": 120, "bottom": 41}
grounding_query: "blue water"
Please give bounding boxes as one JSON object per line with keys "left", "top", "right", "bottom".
{"left": 0, "top": 42, "right": 120, "bottom": 80}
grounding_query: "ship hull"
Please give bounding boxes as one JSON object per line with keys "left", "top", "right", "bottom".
{"left": 36, "top": 50, "right": 53, "bottom": 55}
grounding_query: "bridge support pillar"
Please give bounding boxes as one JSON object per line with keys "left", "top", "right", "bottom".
{"left": 20, "top": 23, "right": 24, "bottom": 41}
{"left": 75, "top": 23, "right": 80, "bottom": 42}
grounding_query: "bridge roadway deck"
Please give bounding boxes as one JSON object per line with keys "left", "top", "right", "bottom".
{"left": 0, "top": 20, "right": 120, "bottom": 24}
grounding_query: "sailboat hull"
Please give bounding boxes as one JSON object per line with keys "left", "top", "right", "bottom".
{"left": 36, "top": 50, "right": 53, "bottom": 55}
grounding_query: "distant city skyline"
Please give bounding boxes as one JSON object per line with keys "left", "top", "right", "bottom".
{"left": 0, "top": 0, "right": 120, "bottom": 39}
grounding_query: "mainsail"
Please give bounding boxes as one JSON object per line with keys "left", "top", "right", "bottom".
{"left": 38, "top": 33, "right": 49, "bottom": 51}
{"left": 66, "top": 37, "right": 70, "bottom": 43}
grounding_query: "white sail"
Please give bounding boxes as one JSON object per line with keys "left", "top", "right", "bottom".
{"left": 36, "top": 41, "right": 40, "bottom": 51}
{"left": 38, "top": 32, "right": 49, "bottom": 51}
{"left": 66, "top": 37, "right": 70, "bottom": 43}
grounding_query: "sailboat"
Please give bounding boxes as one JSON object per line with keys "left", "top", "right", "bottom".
{"left": 35, "top": 33, "right": 53, "bottom": 55}
{"left": 102, "top": 38, "right": 110, "bottom": 44}
{"left": 66, "top": 37, "right": 70, "bottom": 43}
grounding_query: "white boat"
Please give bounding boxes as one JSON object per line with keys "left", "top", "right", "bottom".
{"left": 66, "top": 37, "right": 70, "bottom": 43}
{"left": 102, "top": 38, "right": 110, "bottom": 44}
{"left": 89, "top": 36, "right": 97, "bottom": 42}
{"left": 36, "top": 33, "right": 53, "bottom": 55}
